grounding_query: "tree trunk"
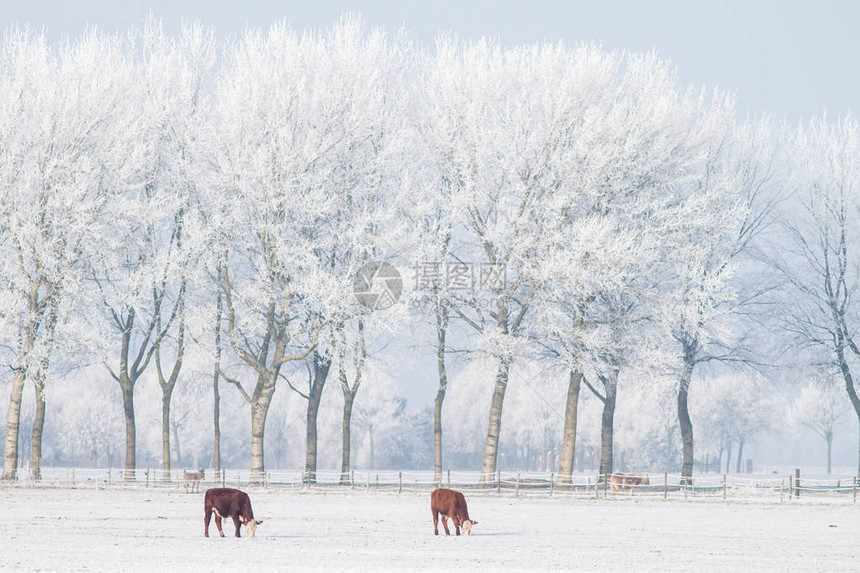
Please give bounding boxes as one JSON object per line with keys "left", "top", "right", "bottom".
{"left": 433, "top": 299, "right": 449, "bottom": 482}
{"left": 213, "top": 365, "right": 221, "bottom": 473}
{"left": 304, "top": 352, "right": 330, "bottom": 484}
{"left": 677, "top": 340, "right": 696, "bottom": 483}
{"left": 249, "top": 384, "right": 274, "bottom": 479}
{"left": 29, "top": 379, "right": 47, "bottom": 480}
{"left": 735, "top": 439, "right": 745, "bottom": 474}
{"left": 558, "top": 369, "right": 583, "bottom": 483}
{"left": 171, "top": 417, "right": 183, "bottom": 469}
{"left": 247, "top": 365, "right": 280, "bottom": 481}
{"left": 834, "top": 343, "right": 860, "bottom": 476}
{"left": 29, "top": 302, "right": 58, "bottom": 482}
{"left": 161, "top": 391, "right": 173, "bottom": 478}
{"left": 340, "top": 389, "right": 355, "bottom": 485}
{"left": 1, "top": 370, "right": 26, "bottom": 480}
{"left": 599, "top": 374, "right": 617, "bottom": 477}
{"left": 479, "top": 359, "right": 510, "bottom": 483}
{"left": 368, "top": 423, "right": 375, "bottom": 469}
{"left": 155, "top": 279, "right": 186, "bottom": 480}
{"left": 433, "top": 384, "right": 446, "bottom": 482}
{"left": 725, "top": 440, "right": 733, "bottom": 475}
{"left": 120, "top": 379, "right": 136, "bottom": 479}
{"left": 212, "top": 277, "right": 223, "bottom": 473}
{"left": 2, "top": 324, "right": 38, "bottom": 481}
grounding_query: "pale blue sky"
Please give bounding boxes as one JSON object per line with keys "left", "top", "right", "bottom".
{"left": 4, "top": 1, "right": 858, "bottom": 123}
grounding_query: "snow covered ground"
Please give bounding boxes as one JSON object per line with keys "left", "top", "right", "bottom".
{"left": 1, "top": 486, "right": 858, "bottom": 572}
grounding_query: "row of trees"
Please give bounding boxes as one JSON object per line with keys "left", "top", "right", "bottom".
{"left": 6, "top": 359, "right": 849, "bottom": 475}
{"left": 1, "top": 18, "right": 858, "bottom": 482}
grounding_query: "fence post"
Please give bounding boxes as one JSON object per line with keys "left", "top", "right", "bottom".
{"left": 663, "top": 472, "right": 668, "bottom": 500}
{"left": 447, "top": 470, "right": 451, "bottom": 489}
{"left": 603, "top": 473, "right": 608, "bottom": 498}
{"left": 366, "top": 473, "right": 370, "bottom": 493}
{"left": 497, "top": 470, "right": 501, "bottom": 493}
{"left": 398, "top": 472, "right": 402, "bottom": 495}
{"left": 516, "top": 473, "right": 521, "bottom": 496}
{"left": 108, "top": 467, "right": 111, "bottom": 486}
{"left": 722, "top": 474, "right": 727, "bottom": 500}
{"left": 146, "top": 469, "right": 150, "bottom": 489}
{"left": 854, "top": 476, "right": 857, "bottom": 504}
{"left": 595, "top": 474, "right": 599, "bottom": 499}
{"left": 550, "top": 473, "right": 555, "bottom": 497}
{"left": 72, "top": 468, "right": 76, "bottom": 487}
{"left": 789, "top": 474, "right": 793, "bottom": 500}
{"left": 795, "top": 468, "right": 801, "bottom": 499}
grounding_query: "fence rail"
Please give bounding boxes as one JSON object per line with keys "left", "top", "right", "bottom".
{"left": 4, "top": 468, "right": 858, "bottom": 504}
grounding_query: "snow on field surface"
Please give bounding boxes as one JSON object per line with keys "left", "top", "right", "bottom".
{"left": 1, "top": 486, "right": 858, "bottom": 572}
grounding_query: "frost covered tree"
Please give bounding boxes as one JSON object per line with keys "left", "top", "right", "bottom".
{"left": 203, "top": 18, "right": 406, "bottom": 479}
{"left": 789, "top": 376, "right": 847, "bottom": 475}
{"left": 659, "top": 113, "right": 778, "bottom": 482}
{"left": 84, "top": 23, "right": 207, "bottom": 479}
{"left": 693, "top": 373, "right": 780, "bottom": 474}
{"left": 535, "top": 51, "right": 751, "bottom": 480}
{"left": 498, "top": 362, "right": 565, "bottom": 472}
{"left": 406, "top": 192, "right": 455, "bottom": 481}
{"left": 137, "top": 21, "right": 215, "bottom": 478}
{"left": 770, "top": 114, "right": 860, "bottom": 474}
{"left": 55, "top": 377, "right": 123, "bottom": 467}
{"left": 421, "top": 39, "right": 624, "bottom": 481}
{"left": 0, "top": 29, "right": 129, "bottom": 479}
{"left": 352, "top": 372, "right": 402, "bottom": 469}
{"left": 334, "top": 320, "right": 366, "bottom": 483}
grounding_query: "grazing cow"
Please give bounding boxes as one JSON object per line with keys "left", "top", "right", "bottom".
{"left": 609, "top": 472, "right": 650, "bottom": 493}
{"left": 184, "top": 469, "right": 205, "bottom": 493}
{"left": 204, "top": 488, "right": 263, "bottom": 538}
{"left": 431, "top": 488, "right": 477, "bottom": 536}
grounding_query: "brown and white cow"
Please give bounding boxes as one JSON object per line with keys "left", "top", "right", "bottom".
{"left": 609, "top": 472, "right": 650, "bottom": 493}
{"left": 431, "top": 488, "right": 477, "bottom": 536}
{"left": 184, "top": 469, "right": 205, "bottom": 493}
{"left": 204, "top": 488, "right": 263, "bottom": 538}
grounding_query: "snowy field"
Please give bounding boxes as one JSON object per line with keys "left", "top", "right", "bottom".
{"left": 1, "top": 486, "right": 858, "bottom": 572}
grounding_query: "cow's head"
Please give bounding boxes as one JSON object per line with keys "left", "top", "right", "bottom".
{"left": 198, "top": 469, "right": 205, "bottom": 479}
{"left": 461, "top": 519, "right": 478, "bottom": 536}
{"left": 239, "top": 516, "right": 264, "bottom": 538}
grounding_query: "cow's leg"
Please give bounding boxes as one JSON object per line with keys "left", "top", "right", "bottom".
{"left": 433, "top": 510, "right": 440, "bottom": 535}
{"left": 453, "top": 515, "right": 461, "bottom": 536}
{"left": 204, "top": 508, "right": 212, "bottom": 537}
{"left": 233, "top": 516, "right": 242, "bottom": 538}
{"left": 441, "top": 515, "right": 451, "bottom": 536}
{"left": 215, "top": 514, "right": 225, "bottom": 537}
